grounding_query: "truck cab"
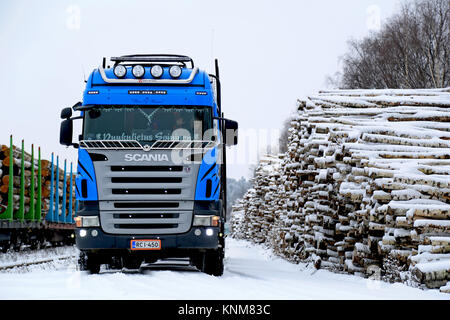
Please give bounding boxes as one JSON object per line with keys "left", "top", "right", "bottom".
{"left": 59, "top": 54, "right": 238, "bottom": 275}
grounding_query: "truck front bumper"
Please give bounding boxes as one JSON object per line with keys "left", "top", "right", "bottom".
{"left": 75, "top": 226, "right": 220, "bottom": 251}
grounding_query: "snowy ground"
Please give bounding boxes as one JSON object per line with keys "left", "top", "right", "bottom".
{"left": 0, "top": 238, "right": 448, "bottom": 300}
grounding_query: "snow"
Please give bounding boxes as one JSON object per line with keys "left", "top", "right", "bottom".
{"left": 428, "top": 236, "right": 450, "bottom": 244}
{"left": 440, "top": 282, "right": 450, "bottom": 293}
{"left": 414, "top": 219, "right": 450, "bottom": 228}
{"left": 415, "top": 260, "right": 450, "bottom": 273}
{"left": 0, "top": 247, "right": 77, "bottom": 270}
{"left": 318, "top": 87, "right": 450, "bottom": 97}
{"left": 0, "top": 238, "right": 448, "bottom": 300}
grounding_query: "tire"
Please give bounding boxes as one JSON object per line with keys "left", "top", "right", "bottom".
{"left": 202, "top": 249, "right": 224, "bottom": 277}
{"left": 0, "top": 242, "right": 8, "bottom": 253}
{"left": 13, "top": 237, "right": 22, "bottom": 252}
{"left": 79, "top": 252, "right": 101, "bottom": 274}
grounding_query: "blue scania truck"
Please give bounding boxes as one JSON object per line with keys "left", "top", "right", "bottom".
{"left": 59, "top": 54, "right": 238, "bottom": 275}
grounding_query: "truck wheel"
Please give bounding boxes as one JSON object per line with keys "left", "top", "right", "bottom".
{"left": 0, "top": 242, "right": 8, "bottom": 253}
{"left": 203, "top": 249, "right": 224, "bottom": 277}
{"left": 79, "top": 252, "right": 101, "bottom": 274}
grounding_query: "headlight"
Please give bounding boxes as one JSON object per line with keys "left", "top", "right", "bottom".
{"left": 132, "top": 65, "right": 145, "bottom": 78}
{"left": 113, "top": 65, "right": 127, "bottom": 78}
{"left": 169, "top": 65, "right": 182, "bottom": 78}
{"left": 193, "top": 215, "right": 220, "bottom": 227}
{"left": 75, "top": 216, "right": 100, "bottom": 227}
{"left": 150, "top": 65, "right": 163, "bottom": 78}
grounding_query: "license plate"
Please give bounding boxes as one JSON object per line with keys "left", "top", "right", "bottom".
{"left": 130, "top": 239, "right": 161, "bottom": 250}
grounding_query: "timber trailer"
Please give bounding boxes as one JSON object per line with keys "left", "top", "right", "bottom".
{"left": 59, "top": 54, "right": 238, "bottom": 275}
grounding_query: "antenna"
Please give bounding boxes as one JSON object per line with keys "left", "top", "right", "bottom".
{"left": 210, "top": 28, "right": 215, "bottom": 71}
{"left": 81, "top": 64, "right": 87, "bottom": 83}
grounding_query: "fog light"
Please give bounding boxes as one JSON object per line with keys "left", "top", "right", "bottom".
{"left": 132, "top": 64, "right": 145, "bottom": 78}
{"left": 91, "top": 230, "right": 98, "bottom": 237}
{"left": 206, "top": 228, "right": 214, "bottom": 236}
{"left": 113, "top": 65, "right": 127, "bottom": 78}
{"left": 79, "top": 229, "right": 87, "bottom": 237}
{"left": 194, "top": 229, "right": 201, "bottom": 236}
{"left": 150, "top": 65, "right": 163, "bottom": 78}
{"left": 169, "top": 65, "right": 182, "bottom": 78}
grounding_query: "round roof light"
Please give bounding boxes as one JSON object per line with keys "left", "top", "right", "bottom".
{"left": 150, "top": 65, "right": 163, "bottom": 78}
{"left": 169, "top": 65, "right": 182, "bottom": 78}
{"left": 113, "top": 65, "right": 127, "bottom": 78}
{"left": 132, "top": 65, "right": 145, "bottom": 78}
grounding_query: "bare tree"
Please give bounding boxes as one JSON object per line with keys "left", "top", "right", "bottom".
{"left": 278, "top": 115, "right": 293, "bottom": 154}
{"left": 337, "top": 0, "right": 449, "bottom": 89}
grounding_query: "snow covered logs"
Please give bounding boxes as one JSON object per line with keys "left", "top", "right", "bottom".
{"left": 0, "top": 141, "right": 76, "bottom": 220}
{"left": 230, "top": 88, "right": 450, "bottom": 292}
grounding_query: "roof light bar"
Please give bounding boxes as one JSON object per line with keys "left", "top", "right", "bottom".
{"left": 99, "top": 65, "right": 199, "bottom": 84}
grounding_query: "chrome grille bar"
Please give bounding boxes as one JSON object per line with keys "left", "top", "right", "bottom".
{"left": 79, "top": 140, "right": 142, "bottom": 150}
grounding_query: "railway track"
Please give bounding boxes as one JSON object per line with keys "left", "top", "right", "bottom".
{"left": 0, "top": 246, "right": 78, "bottom": 271}
{"left": 0, "top": 255, "right": 76, "bottom": 271}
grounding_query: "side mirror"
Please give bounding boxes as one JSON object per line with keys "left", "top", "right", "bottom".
{"left": 224, "top": 119, "right": 238, "bottom": 146}
{"left": 60, "top": 119, "right": 73, "bottom": 146}
{"left": 60, "top": 107, "right": 72, "bottom": 119}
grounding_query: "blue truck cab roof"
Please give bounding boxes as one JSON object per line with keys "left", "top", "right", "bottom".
{"left": 82, "top": 55, "right": 218, "bottom": 117}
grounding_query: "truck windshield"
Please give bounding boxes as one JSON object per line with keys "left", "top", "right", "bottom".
{"left": 83, "top": 106, "right": 212, "bottom": 142}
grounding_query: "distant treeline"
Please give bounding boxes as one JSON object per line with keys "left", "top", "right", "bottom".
{"left": 226, "top": 177, "right": 252, "bottom": 218}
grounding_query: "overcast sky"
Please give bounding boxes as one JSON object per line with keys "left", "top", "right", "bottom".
{"left": 0, "top": 0, "right": 404, "bottom": 179}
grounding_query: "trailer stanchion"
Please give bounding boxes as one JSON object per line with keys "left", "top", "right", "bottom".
{"left": 61, "top": 160, "right": 67, "bottom": 223}
{"left": 25, "top": 144, "right": 35, "bottom": 221}
{"left": 16, "top": 139, "right": 25, "bottom": 221}
{"left": 35, "top": 147, "right": 42, "bottom": 221}
{"left": 0, "top": 135, "right": 14, "bottom": 221}
{"left": 68, "top": 162, "right": 73, "bottom": 224}
{"left": 55, "top": 156, "right": 60, "bottom": 223}
{"left": 46, "top": 153, "right": 55, "bottom": 222}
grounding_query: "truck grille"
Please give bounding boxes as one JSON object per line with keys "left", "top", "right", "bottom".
{"left": 111, "top": 165, "right": 183, "bottom": 172}
{"left": 111, "top": 177, "right": 182, "bottom": 183}
{"left": 100, "top": 209, "right": 192, "bottom": 234}
{"left": 113, "top": 202, "right": 179, "bottom": 209}
{"left": 92, "top": 150, "right": 199, "bottom": 235}
{"left": 113, "top": 213, "right": 179, "bottom": 219}
{"left": 114, "top": 223, "right": 178, "bottom": 229}
{"left": 112, "top": 188, "right": 182, "bottom": 195}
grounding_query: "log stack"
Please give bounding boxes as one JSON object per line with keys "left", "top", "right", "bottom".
{"left": 0, "top": 141, "right": 76, "bottom": 221}
{"left": 230, "top": 88, "right": 450, "bottom": 292}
